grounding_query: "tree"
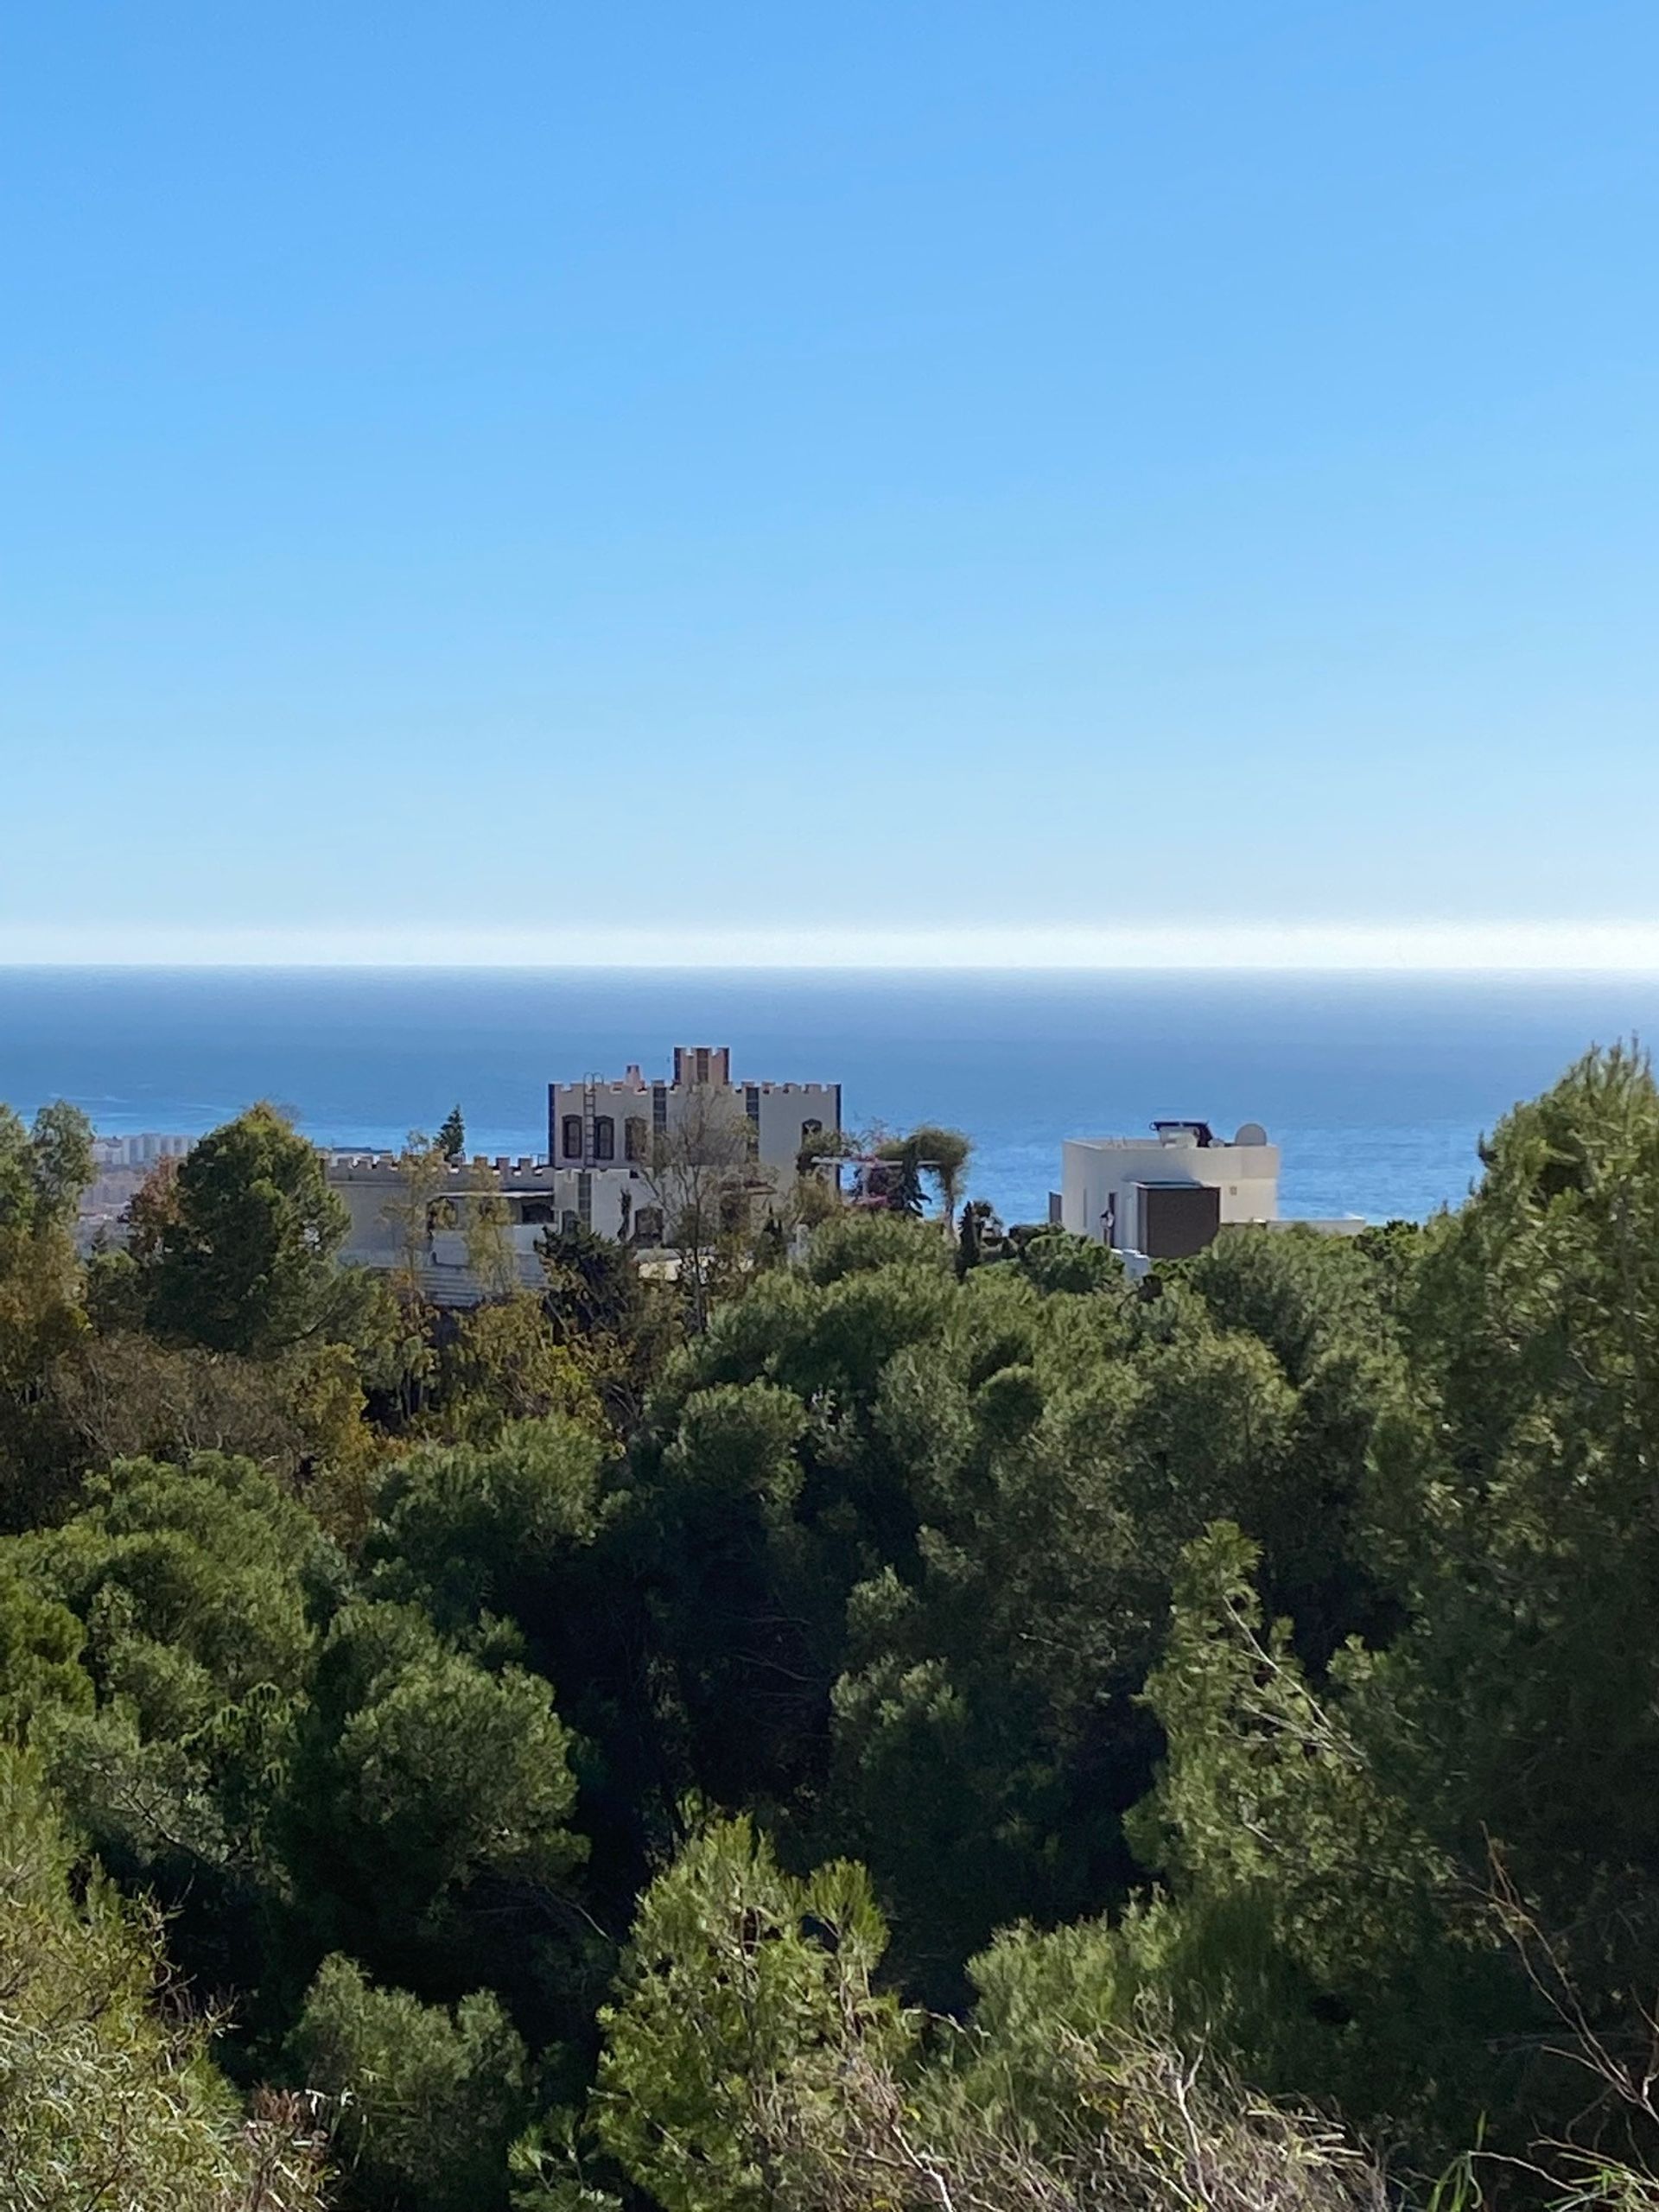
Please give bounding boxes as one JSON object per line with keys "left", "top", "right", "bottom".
{"left": 7, "top": 1452, "right": 344, "bottom": 2012}
{"left": 46, "top": 1331, "right": 359, "bottom": 1486}
{"left": 11, "top": 1099, "right": 96, "bottom": 1230}
{"left": 384, "top": 1130, "right": 452, "bottom": 1297}
{"left": 640, "top": 1083, "right": 760, "bottom": 1330}
{"left": 0, "top": 1100, "right": 96, "bottom": 1525}
{"left": 437, "top": 1104, "right": 467, "bottom": 1163}
{"left": 143, "top": 1104, "right": 350, "bottom": 1355}
{"left": 124, "top": 1151, "right": 184, "bottom": 1265}
{"left": 289, "top": 1953, "right": 531, "bottom": 2212}
{"left": 294, "top": 1598, "right": 588, "bottom": 1992}
{"left": 463, "top": 1187, "right": 518, "bottom": 1300}
{"left": 558, "top": 1816, "right": 1389, "bottom": 2212}
{"left": 0, "top": 1568, "right": 93, "bottom": 1740}
{"left": 1119, "top": 1522, "right": 1478, "bottom": 2120}
{"left": 955, "top": 1196, "right": 997, "bottom": 1274}
{"left": 873, "top": 1125, "right": 971, "bottom": 1230}
{"left": 435, "top": 1294, "right": 604, "bottom": 1440}
{"left": 589, "top": 1818, "right": 914, "bottom": 2212}
{"left": 364, "top": 1420, "right": 609, "bottom": 1644}
{"left": 909, "top": 1122, "right": 973, "bottom": 1228}
{"left": 538, "top": 1220, "right": 669, "bottom": 1429}
{"left": 872, "top": 1140, "right": 925, "bottom": 1217}
{"left": 360, "top": 1418, "right": 657, "bottom": 1935}
{"left": 0, "top": 1745, "right": 328, "bottom": 2212}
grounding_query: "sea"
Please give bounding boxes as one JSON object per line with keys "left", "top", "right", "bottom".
{"left": 4, "top": 967, "right": 1659, "bottom": 1229}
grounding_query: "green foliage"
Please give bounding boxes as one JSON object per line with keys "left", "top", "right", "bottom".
{"left": 575, "top": 1817, "right": 1384, "bottom": 2212}
{"left": 0, "top": 1099, "right": 95, "bottom": 1238}
{"left": 591, "top": 1817, "right": 914, "bottom": 2212}
{"left": 437, "top": 1104, "right": 467, "bottom": 1163}
{"left": 872, "top": 1138, "right": 926, "bottom": 1217}
{"left": 537, "top": 1221, "right": 669, "bottom": 1424}
{"left": 1120, "top": 1521, "right": 1493, "bottom": 2130}
{"left": 804, "top": 1206, "right": 950, "bottom": 1282}
{"left": 0, "top": 1570, "right": 92, "bottom": 1742}
{"left": 436, "top": 1295, "right": 606, "bottom": 1440}
{"left": 144, "top": 1103, "right": 350, "bottom": 1354}
{"left": 0, "top": 1746, "right": 327, "bottom": 2210}
{"left": 300, "top": 1598, "right": 586, "bottom": 1955}
{"left": 14, "top": 1452, "right": 342, "bottom": 1726}
{"left": 364, "top": 1419, "right": 609, "bottom": 1639}
{"left": 3, "top": 1051, "right": 1659, "bottom": 2209}
{"left": 290, "top": 1954, "right": 531, "bottom": 2212}
{"left": 0, "top": 1102, "right": 96, "bottom": 1526}
{"left": 1006, "top": 1224, "right": 1123, "bottom": 1294}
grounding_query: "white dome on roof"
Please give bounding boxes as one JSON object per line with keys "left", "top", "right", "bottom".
{"left": 1234, "top": 1122, "right": 1268, "bottom": 1146}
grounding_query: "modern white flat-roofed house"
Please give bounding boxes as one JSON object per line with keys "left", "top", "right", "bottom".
{"left": 1060, "top": 1120, "right": 1282, "bottom": 1261}
{"left": 1059, "top": 1119, "right": 1365, "bottom": 1267}
{"left": 547, "top": 1045, "right": 842, "bottom": 1190}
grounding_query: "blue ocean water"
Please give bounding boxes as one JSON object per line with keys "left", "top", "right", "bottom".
{"left": 4, "top": 967, "right": 1659, "bottom": 1228}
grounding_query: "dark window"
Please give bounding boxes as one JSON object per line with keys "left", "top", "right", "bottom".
{"left": 1135, "top": 1181, "right": 1220, "bottom": 1259}
{"left": 560, "top": 1210, "right": 579, "bottom": 1234}
{"left": 594, "top": 1116, "right": 615, "bottom": 1161}
{"left": 561, "top": 1115, "right": 583, "bottom": 1160}
{"left": 626, "top": 1116, "right": 647, "bottom": 1162}
{"left": 635, "top": 1205, "right": 664, "bottom": 1246}
{"left": 801, "top": 1117, "right": 823, "bottom": 1143}
{"left": 652, "top": 1083, "right": 668, "bottom": 1134}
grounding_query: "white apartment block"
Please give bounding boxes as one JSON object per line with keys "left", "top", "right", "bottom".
{"left": 92, "top": 1131, "right": 193, "bottom": 1168}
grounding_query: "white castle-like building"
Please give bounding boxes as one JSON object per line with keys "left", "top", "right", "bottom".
{"left": 547, "top": 1044, "right": 841, "bottom": 1189}
{"left": 327, "top": 1044, "right": 842, "bottom": 1301}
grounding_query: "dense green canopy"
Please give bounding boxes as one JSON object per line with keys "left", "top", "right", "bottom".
{"left": 4, "top": 1058, "right": 1659, "bottom": 2208}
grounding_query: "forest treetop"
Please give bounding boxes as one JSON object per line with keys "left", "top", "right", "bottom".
{"left": 3, "top": 1048, "right": 1659, "bottom": 2210}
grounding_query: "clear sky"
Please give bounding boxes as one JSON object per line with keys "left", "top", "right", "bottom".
{"left": 3, "top": 3, "right": 1656, "bottom": 967}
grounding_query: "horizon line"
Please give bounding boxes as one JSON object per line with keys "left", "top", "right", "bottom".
{"left": 8, "top": 920, "right": 1659, "bottom": 974}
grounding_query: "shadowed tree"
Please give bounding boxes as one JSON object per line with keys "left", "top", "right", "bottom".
{"left": 144, "top": 1104, "right": 350, "bottom": 1356}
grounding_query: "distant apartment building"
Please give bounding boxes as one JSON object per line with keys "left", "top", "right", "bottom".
{"left": 91, "top": 1132, "right": 193, "bottom": 1169}
{"left": 1058, "top": 1119, "right": 1363, "bottom": 1267}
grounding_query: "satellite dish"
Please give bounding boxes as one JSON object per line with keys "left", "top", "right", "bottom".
{"left": 1234, "top": 1122, "right": 1268, "bottom": 1147}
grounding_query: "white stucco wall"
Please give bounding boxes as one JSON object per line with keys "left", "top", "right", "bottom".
{"left": 328, "top": 1149, "right": 677, "bottom": 1300}
{"left": 1061, "top": 1131, "right": 1281, "bottom": 1248}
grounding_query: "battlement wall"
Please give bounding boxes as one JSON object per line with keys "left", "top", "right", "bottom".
{"left": 327, "top": 1154, "right": 559, "bottom": 1186}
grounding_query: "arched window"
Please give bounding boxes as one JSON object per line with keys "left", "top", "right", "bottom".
{"left": 625, "top": 1115, "right": 648, "bottom": 1162}
{"left": 800, "top": 1117, "right": 823, "bottom": 1144}
{"left": 561, "top": 1115, "right": 583, "bottom": 1160}
{"left": 594, "top": 1115, "right": 615, "bottom": 1161}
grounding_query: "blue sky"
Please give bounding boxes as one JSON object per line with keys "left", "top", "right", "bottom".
{"left": 3, "top": 2, "right": 1656, "bottom": 966}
